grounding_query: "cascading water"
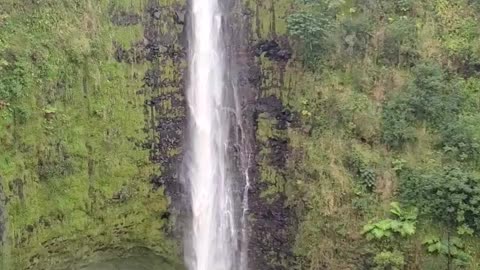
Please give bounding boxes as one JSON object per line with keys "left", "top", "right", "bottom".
{"left": 184, "top": 0, "right": 240, "bottom": 269}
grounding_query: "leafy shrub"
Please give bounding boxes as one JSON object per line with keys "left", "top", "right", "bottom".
{"left": 428, "top": 168, "right": 480, "bottom": 233}
{"left": 382, "top": 63, "right": 462, "bottom": 148}
{"left": 362, "top": 203, "right": 416, "bottom": 270}
{"left": 399, "top": 167, "right": 480, "bottom": 234}
{"left": 287, "top": 1, "right": 334, "bottom": 69}
{"left": 373, "top": 250, "right": 405, "bottom": 270}
{"left": 381, "top": 18, "right": 418, "bottom": 66}
{"left": 348, "top": 151, "right": 377, "bottom": 191}
{"left": 440, "top": 115, "right": 480, "bottom": 164}
{"left": 423, "top": 235, "right": 471, "bottom": 267}
{"left": 435, "top": 0, "right": 480, "bottom": 63}
{"left": 382, "top": 93, "right": 416, "bottom": 148}
{"left": 407, "top": 64, "right": 462, "bottom": 125}
{"left": 395, "top": 0, "right": 412, "bottom": 14}
{"left": 363, "top": 202, "right": 417, "bottom": 240}
{"left": 0, "top": 57, "right": 28, "bottom": 102}
{"left": 340, "top": 15, "right": 372, "bottom": 59}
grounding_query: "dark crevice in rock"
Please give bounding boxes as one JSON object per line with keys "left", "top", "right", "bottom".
{"left": 113, "top": 41, "right": 147, "bottom": 64}
{"left": 256, "top": 95, "right": 296, "bottom": 130}
{"left": 254, "top": 39, "right": 292, "bottom": 62}
{"left": 8, "top": 178, "right": 24, "bottom": 201}
{"left": 173, "top": 9, "right": 186, "bottom": 25}
{"left": 267, "top": 138, "right": 288, "bottom": 168}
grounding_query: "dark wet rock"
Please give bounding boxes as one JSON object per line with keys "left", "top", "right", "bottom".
{"left": 160, "top": 211, "right": 171, "bottom": 220}
{"left": 250, "top": 93, "right": 297, "bottom": 269}
{"left": 249, "top": 188, "right": 296, "bottom": 270}
{"left": 267, "top": 138, "right": 288, "bottom": 169}
{"left": 9, "top": 178, "right": 24, "bottom": 201}
{"left": 111, "top": 11, "right": 142, "bottom": 26}
{"left": 174, "top": 9, "right": 185, "bottom": 25}
{"left": 144, "top": 68, "right": 162, "bottom": 89}
{"left": 114, "top": 44, "right": 125, "bottom": 62}
{"left": 247, "top": 65, "right": 262, "bottom": 87}
{"left": 113, "top": 42, "right": 146, "bottom": 64}
{"left": 156, "top": 118, "right": 183, "bottom": 153}
{"left": 256, "top": 95, "right": 284, "bottom": 115}
{"left": 145, "top": 43, "right": 169, "bottom": 61}
{"left": 147, "top": 5, "right": 162, "bottom": 20}
{"left": 254, "top": 40, "right": 292, "bottom": 62}
{"left": 256, "top": 95, "right": 294, "bottom": 130}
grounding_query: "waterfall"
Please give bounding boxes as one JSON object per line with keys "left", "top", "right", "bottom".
{"left": 184, "top": 0, "right": 241, "bottom": 269}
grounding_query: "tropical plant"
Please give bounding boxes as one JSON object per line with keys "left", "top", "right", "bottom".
{"left": 363, "top": 202, "right": 417, "bottom": 240}
{"left": 287, "top": 1, "right": 334, "bottom": 69}
{"left": 399, "top": 167, "right": 480, "bottom": 234}
{"left": 423, "top": 235, "right": 471, "bottom": 268}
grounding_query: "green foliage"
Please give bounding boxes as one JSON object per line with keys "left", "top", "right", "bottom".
{"left": 348, "top": 151, "right": 376, "bottom": 191}
{"left": 440, "top": 114, "right": 480, "bottom": 164}
{"left": 381, "top": 18, "right": 418, "bottom": 66}
{"left": 382, "top": 63, "right": 462, "bottom": 148}
{"left": 373, "top": 250, "right": 405, "bottom": 270}
{"left": 363, "top": 202, "right": 417, "bottom": 240}
{"left": 407, "top": 64, "right": 461, "bottom": 126}
{"left": 0, "top": 59, "right": 28, "bottom": 102}
{"left": 423, "top": 235, "right": 471, "bottom": 267}
{"left": 282, "top": 0, "right": 480, "bottom": 268}
{"left": 395, "top": 0, "right": 412, "bottom": 13}
{"left": 392, "top": 158, "right": 406, "bottom": 172}
{"left": 435, "top": 0, "right": 480, "bottom": 63}
{"left": 399, "top": 167, "right": 480, "bottom": 234}
{"left": 287, "top": 1, "right": 334, "bottom": 69}
{"left": 427, "top": 168, "right": 480, "bottom": 233}
{"left": 339, "top": 15, "right": 372, "bottom": 59}
{"left": 0, "top": 1, "right": 180, "bottom": 269}
{"left": 362, "top": 203, "right": 416, "bottom": 269}
{"left": 382, "top": 93, "right": 416, "bottom": 148}
{"left": 4, "top": 0, "right": 480, "bottom": 268}
{"left": 37, "top": 141, "right": 75, "bottom": 181}
{"left": 439, "top": 78, "right": 480, "bottom": 164}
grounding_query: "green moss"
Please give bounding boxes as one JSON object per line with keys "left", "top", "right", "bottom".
{"left": 0, "top": 1, "right": 182, "bottom": 269}
{"left": 110, "top": 0, "right": 146, "bottom": 13}
{"left": 256, "top": 113, "right": 276, "bottom": 142}
{"left": 248, "top": 0, "right": 293, "bottom": 40}
{"left": 259, "top": 163, "right": 286, "bottom": 200}
{"left": 112, "top": 25, "right": 145, "bottom": 48}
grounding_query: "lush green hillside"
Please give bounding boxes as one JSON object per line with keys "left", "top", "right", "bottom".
{"left": 256, "top": 0, "right": 480, "bottom": 268}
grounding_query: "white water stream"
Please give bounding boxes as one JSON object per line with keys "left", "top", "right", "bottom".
{"left": 185, "top": 0, "right": 240, "bottom": 270}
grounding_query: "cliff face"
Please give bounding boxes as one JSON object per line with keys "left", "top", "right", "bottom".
{"left": 10, "top": 0, "right": 480, "bottom": 269}
{"left": 0, "top": 0, "right": 298, "bottom": 269}
{"left": 0, "top": 0, "right": 185, "bottom": 269}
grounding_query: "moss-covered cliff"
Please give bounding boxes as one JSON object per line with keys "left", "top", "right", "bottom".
{"left": 246, "top": 0, "right": 480, "bottom": 269}
{"left": 0, "top": 0, "right": 185, "bottom": 269}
